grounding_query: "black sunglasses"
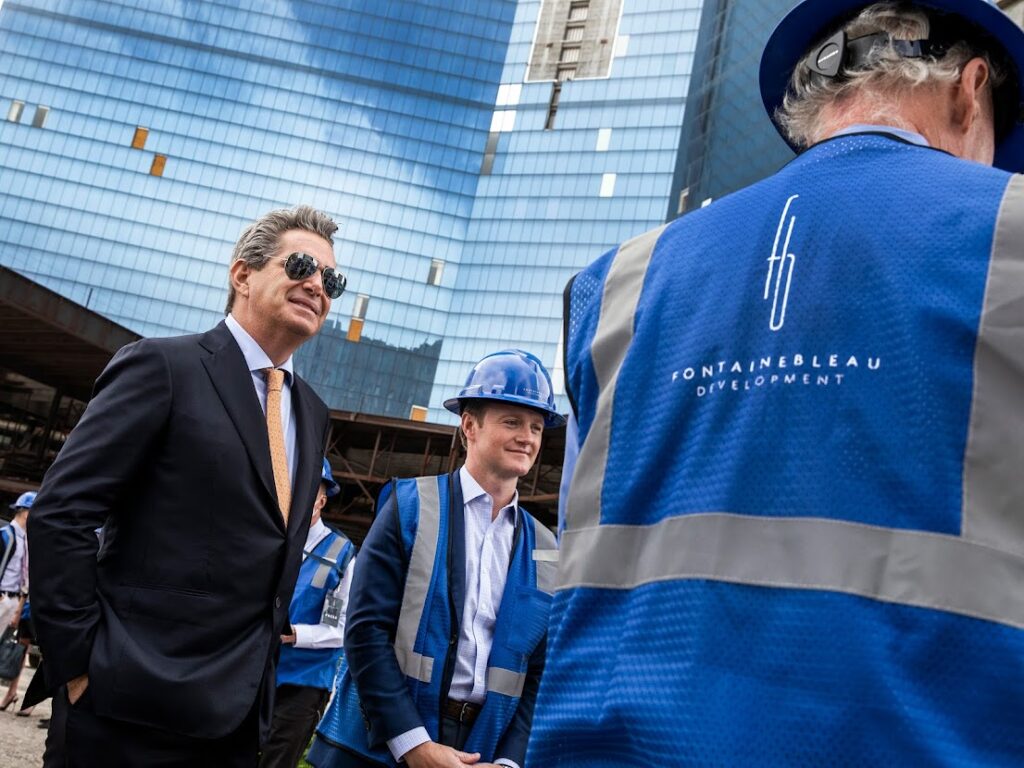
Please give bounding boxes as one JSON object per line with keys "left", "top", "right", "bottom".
{"left": 280, "top": 252, "right": 347, "bottom": 299}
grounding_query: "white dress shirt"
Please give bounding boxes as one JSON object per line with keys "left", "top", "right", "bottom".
{"left": 388, "top": 467, "right": 520, "bottom": 768}
{"left": 225, "top": 314, "right": 297, "bottom": 487}
{"left": 293, "top": 518, "right": 354, "bottom": 649}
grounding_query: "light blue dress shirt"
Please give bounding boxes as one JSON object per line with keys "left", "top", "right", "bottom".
{"left": 832, "top": 123, "right": 929, "bottom": 146}
{"left": 387, "top": 466, "right": 521, "bottom": 768}
{"left": 225, "top": 314, "right": 297, "bottom": 490}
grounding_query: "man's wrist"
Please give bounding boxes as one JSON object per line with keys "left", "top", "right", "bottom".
{"left": 292, "top": 623, "right": 312, "bottom": 647}
{"left": 387, "top": 726, "right": 430, "bottom": 762}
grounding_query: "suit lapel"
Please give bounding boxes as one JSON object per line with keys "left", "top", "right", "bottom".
{"left": 288, "top": 376, "right": 323, "bottom": 540}
{"left": 199, "top": 322, "right": 278, "bottom": 514}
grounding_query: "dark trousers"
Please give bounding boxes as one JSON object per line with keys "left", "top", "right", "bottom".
{"left": 65, "top": 687, "right": 261, "bottom": 768}
{"left": 438, "top": 714, "right": 471, "bottom": 752}
{"left": 43, "top": 685, "right": 68, "bottom": 768}
{"left": 306, "top": 714, "right": 470, "bottom": 768}
{"left": 258, "top": 684, "right": 330, "bottom": 768}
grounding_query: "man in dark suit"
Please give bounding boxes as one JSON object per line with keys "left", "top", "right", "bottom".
{"left": 28, "top": 205, "right": 345, "bottom": 766}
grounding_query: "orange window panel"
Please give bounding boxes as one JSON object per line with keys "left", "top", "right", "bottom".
{"left": 150, "top": 154, "right": 167, "bottom": 176}
{"left": 347, "top": 317, "right": 364, "bottom": 343}
{"left": 132, "top": 126, "right": 149, "bottom": 149}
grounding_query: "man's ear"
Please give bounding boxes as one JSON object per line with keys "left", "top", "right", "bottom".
{"left": 230, "top": 259, "right": 251, "bottom": 301}
{"left": 460, "top": 411, "right": 477, "bottom": 443}
{"left": 956, "top": 57, "right": 991, "bottom": 134}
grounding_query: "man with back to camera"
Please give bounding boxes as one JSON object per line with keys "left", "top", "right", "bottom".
{"left": 307, "top": 350, "right": 561, "bottom": 768}
{"left": 260, "top": 458, "right": 356, "bottom": 768}
{"left": 528, "top": 1, "right": 1024, "bottom": 765}
{"left": 29, "top": 205, "right": 347, "bottom": 766}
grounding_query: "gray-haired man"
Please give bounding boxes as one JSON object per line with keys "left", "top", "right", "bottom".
{"left": 532, "top": 1, "right": 1024, "bottom": 765}
{"left": 30, "top": 206, "right": 343, "bottom": 766}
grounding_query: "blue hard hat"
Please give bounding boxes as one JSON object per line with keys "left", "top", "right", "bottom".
{"left": 760, "top": 0, "right": 1024, "bottom": 172}
{"left": 444, "top": 349, "right": 566, "bottom": 428}
{"left": 9, "top": 491, "right": 36, "bottom": 510}
{"left": 320, "top": 458, "right": 340, "bottom": 498}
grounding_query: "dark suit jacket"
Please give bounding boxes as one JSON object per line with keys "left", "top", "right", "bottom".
{"left": 344, "top": 472, "right": 545, "bottom": 766}
{"left": 28, "top": 321, "right": 330, "bottom": 739}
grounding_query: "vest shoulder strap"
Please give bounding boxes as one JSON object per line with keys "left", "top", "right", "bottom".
{"left": 323, "top": 526, "right": 356, "bottom": 574}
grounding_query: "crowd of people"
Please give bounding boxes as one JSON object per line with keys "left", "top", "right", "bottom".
{"left": 5, "top": 0, "right": 1024, "bottom": 765}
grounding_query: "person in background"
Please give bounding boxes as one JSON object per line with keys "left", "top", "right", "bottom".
{"left": 0, "top": 491, "right": 34, "bottom": 711}
{"left": 260, "top": 459, "right": 356, "bottom": 768}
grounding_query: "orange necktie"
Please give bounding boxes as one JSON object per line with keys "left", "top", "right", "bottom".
{"left": 263, "top": 368, "right": 291, "bottom": 525}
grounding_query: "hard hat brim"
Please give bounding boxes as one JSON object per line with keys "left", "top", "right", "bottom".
{"left": 444, "top": 394, "right": 567, "bottom": 428}
{"left": 759, "top": 0, "right": 1024, "bottom": 173}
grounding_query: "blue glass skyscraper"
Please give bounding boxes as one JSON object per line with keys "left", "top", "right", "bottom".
{"left": 0, "top": 0, "right": 516, "bottom": 418}
{"left": 428, "top": 0, "right": 706, "bottom": 418}
{"left": 0, "top": 0, "right": 772, "bottom": 423}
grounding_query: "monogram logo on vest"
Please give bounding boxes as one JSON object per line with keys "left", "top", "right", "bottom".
{"left": 765, "top": 194, "right": 799, "bottom": 331}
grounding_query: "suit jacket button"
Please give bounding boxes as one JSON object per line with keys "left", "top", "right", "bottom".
{"left": 275, "top": 596, "right": 282, "bottom": 609}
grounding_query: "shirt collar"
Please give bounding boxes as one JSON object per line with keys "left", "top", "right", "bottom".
{"left": 225, "top": 314, "right": 294, "bottom": 381}
{"left": 830, "top": 123, "right": 929, "bottom": 147}
{"left": 305, "top": 517, "right": 328, "bottom": 549}
{"left": 459, "top": 466, "right": 519, "bottom": 523}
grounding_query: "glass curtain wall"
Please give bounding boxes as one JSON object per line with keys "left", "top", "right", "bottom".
{"left": 0, "top": 0, "right": 515, "bottom": 417}
{"left": 428, "top": 0, "right": 705, "bottom": 420}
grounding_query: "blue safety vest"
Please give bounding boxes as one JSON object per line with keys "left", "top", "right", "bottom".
{"left": 276, "top": 528, "right": 354, "bottom": 691}
{"left": 529, "top": 134, "right": 1024, "bottom": 765}
{"left": 316, "top": 474, "right": 557, "bottom": 765}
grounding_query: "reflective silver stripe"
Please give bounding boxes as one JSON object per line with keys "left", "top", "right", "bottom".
{"left": 310, "top": 536, "right": 348, "bottom": 589}
{"left": 567, "top": 224, "right": 669, "bottom": 531}
{"left": 487, "top": 667, "right": 526, "bottom": 698}
{"left": 532, "top": 519, "right": 559, "bottom": 594}
{"left": 963, "top": 174, "right": 1024, "bottom": 555}
{"left": 393, "top": 646, "right": 434, "bottom": 685}
{"left": 559, "top": 513, "right": 1024, "bottom": 630}
{"left": 393, "top": 476, "right": 440, "bottom": 684}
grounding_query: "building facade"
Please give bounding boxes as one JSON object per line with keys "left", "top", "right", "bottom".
{"left": 669, "top": 0, "right": 794, "bottom": 217}
{"left": 0, "top": 0, "right": 517, "bottom": 419}
{"left": 0, "top": 0, "right": 816, "bottom": 422}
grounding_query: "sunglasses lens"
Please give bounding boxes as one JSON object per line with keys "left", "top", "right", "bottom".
{"left": 284, "top": 253, "right": 316, "bottom": 280}
{"left": 322, "top": 269, "right": 346, "bottom": 299}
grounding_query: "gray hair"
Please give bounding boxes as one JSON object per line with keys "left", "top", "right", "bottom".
{"left": 225, "top": 205, "right": 338, "bottom": 313}
{"left": 776, "top": 2, "right": 1006, "bottom": 149}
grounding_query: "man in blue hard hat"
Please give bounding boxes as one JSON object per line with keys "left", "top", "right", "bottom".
{"left": 1, "top": 491, "right": 35, "bottom": 710}
{"left": 0, "top": 492, "right": 34, "bottom": 631}
{"left": 260, "top": 459, "right": 356, "bottom": 768}
{"left": 308, "top": 350, "right": 562, "bottom": 768}
{"left": 529, "top": 1, "right": 1024, "bottom": 765}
